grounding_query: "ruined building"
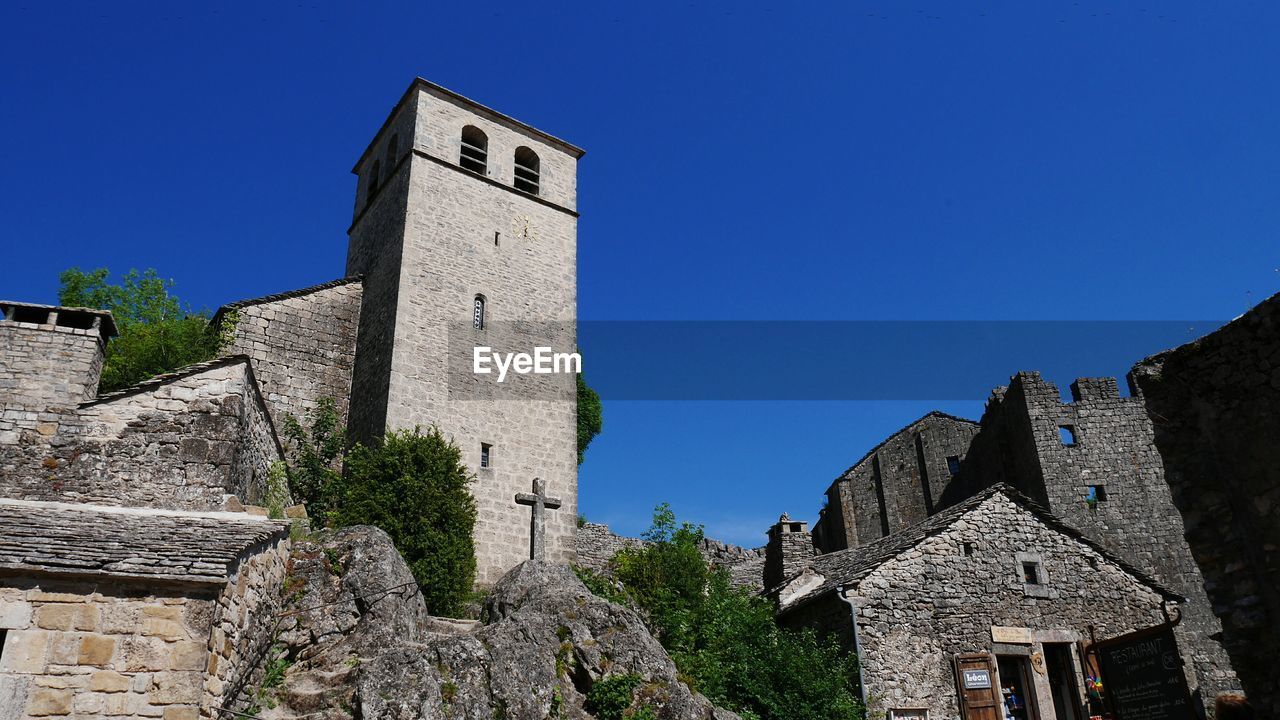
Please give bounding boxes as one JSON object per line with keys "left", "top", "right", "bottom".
{"left": 0, "top": 78, "right": 583, "bottom": 718}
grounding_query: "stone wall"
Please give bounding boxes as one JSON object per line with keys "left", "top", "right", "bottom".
{"left": 962, "top": 371, "right": 1238, "bottom": 701}
{"left": 1131, "top": 291, "right": 1280, "bottom": 710}
{"left": 205, "top": 537, "right": 291, "bottom": 715}
{"left": 814, "top": 413, "right": 979, "bottom": 553}
{"left": 217, "top": 278, "right": 363, "bottom": 433}
{"left": 765, "top": 517, "right": 814, "bottom": 590}
{"left": 0, "top": 320, "right": 105, "bottom": 441}
{"left": 0, "top": 360, "right": 284, "bottom": 512}
{"left": 817, "top": 495, "right": 1166, "bottom": 720}
{"left": 575, "top": 522, "right": 766, "bottom": 591}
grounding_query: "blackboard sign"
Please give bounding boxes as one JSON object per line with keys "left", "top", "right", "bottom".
{"left": 1094, "top": 626, "right": 1192, "bottom": 720}
{"left": 962, "top": 670, "right": 992, "bottom": 690}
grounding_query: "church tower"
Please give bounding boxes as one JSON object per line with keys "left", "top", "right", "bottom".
{"left": 345, "top": 79, "right": 583, "bottom": 584}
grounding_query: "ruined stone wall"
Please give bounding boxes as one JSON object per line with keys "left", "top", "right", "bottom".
{"left": 1131, "top": 292, "right": 1280, "bottom": 710}
{"left": 814, "top": 414, "right": 980, "bottom": 553}
{"left": 0, "top": 361, "right": 283, "bottom": 511}
{"left": 965, "top": 372, "right": 1239, "bottom": 702}
{"left": 0, "top": 578, "right": 218, "bottom": 720}
{"left": 219, "top": 279, "right": 363, "bottom": 433}
{"left": 574, "top": 522, "right": 766, "bottom": 591}
{"left": 848, "top": 496, "right": 1167, "bottom": 720}
{"left": 207, "top": 537, "right": 291, "bottom": 715}
{"left": 0, "top": 322, "right": 104, "bottom": 441}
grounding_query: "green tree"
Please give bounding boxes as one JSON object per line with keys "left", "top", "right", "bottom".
{"left": 577, "top": 370, "right": 603, "bottom": 464}
{"left": 329, "top": 427, "right": 478, "bottom": 617}
{"left": 603, "top": 505, "right": 863, "bottom": 720}
{"left": 57, "top": 267, "right": 221, "bottom": 392}
{"left": 281, "top": 398, "right": 346, "bottom": 519}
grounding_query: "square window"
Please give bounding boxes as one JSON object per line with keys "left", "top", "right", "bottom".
{"left": 480, "top": 443, "right": 492, "bottom": 469}
{"left": 946, "top": 456, "right": 962, "bottom": 476}
{"left": 1085, "top": 485, "right": 1107, "bottom": 504}
{"left": 1022, "top": 561, "right": 1041, "bottom": 585}
{"left": 1058, "top": 425, "right": 1079, "bottom": 446}
{"left": 963, "top": 542, "right": 976, "bottom": 557}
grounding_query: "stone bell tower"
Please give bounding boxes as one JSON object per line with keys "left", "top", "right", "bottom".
{"left": 345, "top": 78, "right": 583, "bottom": 584}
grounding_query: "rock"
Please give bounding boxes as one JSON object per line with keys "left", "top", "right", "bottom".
{"left": 263, "top": 526, "right": 739, "bottom": 720}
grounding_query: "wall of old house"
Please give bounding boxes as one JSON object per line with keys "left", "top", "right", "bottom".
{"left": 1131, "top": 292, "right": 1280, "bottom": 710}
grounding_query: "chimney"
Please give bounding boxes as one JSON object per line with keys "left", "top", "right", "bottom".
{"left": 0, "top": 302, "right": 116, "bottom": 422}
{"left": 765, "top": 512, "right": 815, "bottom": 590}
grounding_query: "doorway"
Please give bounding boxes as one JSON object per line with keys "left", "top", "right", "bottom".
{"left": 1043, "top": 644, "right": 1083, "bottom": 720}
{"left": 996, "top": 655, "right": 1039, "bottom": 720}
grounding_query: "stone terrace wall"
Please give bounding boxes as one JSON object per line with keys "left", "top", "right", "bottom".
{"left": 217, "top": 278, "right": 363, "bottom": 432}
{"left": 1132, "top": 292, "right": 1280, "bottom": 710}
{"left": 0, "top": 361, "right": 284, "bottom": 511}
{"left": 575, "top": 522, "right": 766, "bottom": 591}
{"left": 848, "top": 496, "right": 1168, "bottom": 720}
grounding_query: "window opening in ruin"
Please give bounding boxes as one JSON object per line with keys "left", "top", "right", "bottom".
{"left": 1085, "top": 485, "right": 1107, "bottom": 506}
{"left": 1058, "top": 425, "right": 1078, "bottom": 446}
{"left": 481, "top": 443, "right": 492, "bottom": 468}
{"left": 514, "top": 146, "right": 540, "bottom": 195}
{"left": 1022, "top": 561, "right": 1041, "bottom": 585}
{"left": 473, "top": 295, "right": 486, "bottom": 330}
{"left": 963, "top": 542, "right": 976, "bottom": 556}
{"left": 460, "top": 126, "right": 488, "bottom": 174}
{"left": 947, "top": 455, "right": 962, "bottom": 476}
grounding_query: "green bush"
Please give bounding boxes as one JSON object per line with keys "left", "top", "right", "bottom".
{"left": 585, "top": 673, "right": 643, "bottom": 720}
{"left": 601, "top": 505, "right": 863, "bottom": 720}
{"left": 281, "top": 398, "right": 345, "bottom": 518}
{"left": 328, "top": 427, "right": 478, "bottom": 617}
{"left": 577, "top": 370, "right": 603, "bottom": 465}
{"left": 58, "top": 267, "right": 223, "bottom": 392}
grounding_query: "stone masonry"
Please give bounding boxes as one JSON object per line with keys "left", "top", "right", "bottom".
{"left": 1131, "top": 291, "right": 1280, "bottom": 710}
{"left": 345, "top": 79, "right": 584, "bottom": 584}
{"left": 575, "top": 521, "right": 767, "bottom": 591}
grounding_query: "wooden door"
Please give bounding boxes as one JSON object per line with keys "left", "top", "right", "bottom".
{"left": 955, "top": 653, "right": 1002, "bottom": 720}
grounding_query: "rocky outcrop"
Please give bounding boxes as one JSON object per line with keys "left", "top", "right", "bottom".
{"left": 261, "top": 526, "right": 739, "bottom": 720}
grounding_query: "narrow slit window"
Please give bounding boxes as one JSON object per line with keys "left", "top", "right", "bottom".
{"left": 480, "top": 443, "right": 492, "bottom": 468}
{"left": 473, "top": 295, "right": 486, "bottom": 330}
{"left": 460, "top": 126, "right": 488, "bottom": 174}
{"left": 1058, "top": 425, "right": 1078, "bottom": 447}
{"left": 946, "top": 455, "right": 962, "bottom": 476}
{"left": 386, "top": 134, "right": 399, "bottom": 167}
{"left": 514, "top": 146, "right": 540, "bottom": 195}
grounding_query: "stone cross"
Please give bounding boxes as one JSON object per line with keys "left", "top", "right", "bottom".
{"left": 515, "top": 477, "right": 561, "bottom": 560}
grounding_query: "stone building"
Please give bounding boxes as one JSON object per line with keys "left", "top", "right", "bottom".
{"left": 0, "top": 78, "right": 584, "bottom": 716}
{"left": 1130, "top": 292, "right": 1280, "bottom": 710}
{"left": 775, "top": 485, "right": 1180, "bottom": 720}
{"left": 813, "top": 412, "right": 979, "bottom": 553}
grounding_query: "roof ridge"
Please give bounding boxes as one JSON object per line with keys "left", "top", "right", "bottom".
{"left": 826, "top": 410, "right": 979, "bottom": 492}
{"left": 212, "top": 275, "right": 362, "bottom": 321}
{"left": 81, "top": 354, "right": 252, "bottom": 407}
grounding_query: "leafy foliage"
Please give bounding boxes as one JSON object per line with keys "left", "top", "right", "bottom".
{"left": 603, "top": 505, "right": 864, "bottom": 720}
{"left": 281, "top": 398, "right": 346, "bottom": 519}
{"left": 58, "top": 267, "right": 222, "bottom": 392}
{"left": 328, "top": 427, "right": 478, "bottom": 617}
{"left": 577, "top": 370, "right": 603, "bottom": 464}
{"left": 585, "top": 673, "right": 644, "bottom": 720}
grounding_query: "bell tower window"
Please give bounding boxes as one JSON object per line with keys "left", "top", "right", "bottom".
{"left": 460, "top": 126, "right": 488, "bottom": 174}
{"left": 514, "top": 147, "right": 540, "bottom": 195}
{"left": 366, "top": 160, "right": 381, "bottom": 205}
{"left": 473, "top": 295, "right": 486, "bottom": 330}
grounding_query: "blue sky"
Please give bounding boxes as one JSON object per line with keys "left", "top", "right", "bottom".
{"left": 3, "top": 1, "right": 1278, "bottom": 546}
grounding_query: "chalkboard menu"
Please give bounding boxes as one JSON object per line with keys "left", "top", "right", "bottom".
{"left": 1095, "top": 626, "right": 1192, "bottom": 720}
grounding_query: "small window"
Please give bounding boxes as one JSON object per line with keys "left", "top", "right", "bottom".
{"left": 472, "top": 295, "right": 486, "bottom": 330}
{"left": 946, "top": 456, "right": 962, "bottom": 476}
{"left": 963, "top": 542, "right": 976, "bottom": 557}
{"left": 1058, "top": 425, "right": 1078, "bottom": 447}
{"left": 460, "top": 126, "right": 488, "bottom": 174}
{"left": 1022, "top": 561, "right": 1041, "bottom": 585}
{"left": 480, "top": 443, "right": 492, "bottom": 468}
{"left": 1086, "top": 485, "right": 1107, "bottom": 505}
{"left": 367, "top": 160, "right": 381, "bottom": 204}
{"left": 514, "top": 146, "right": 540, "bottom": 195}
